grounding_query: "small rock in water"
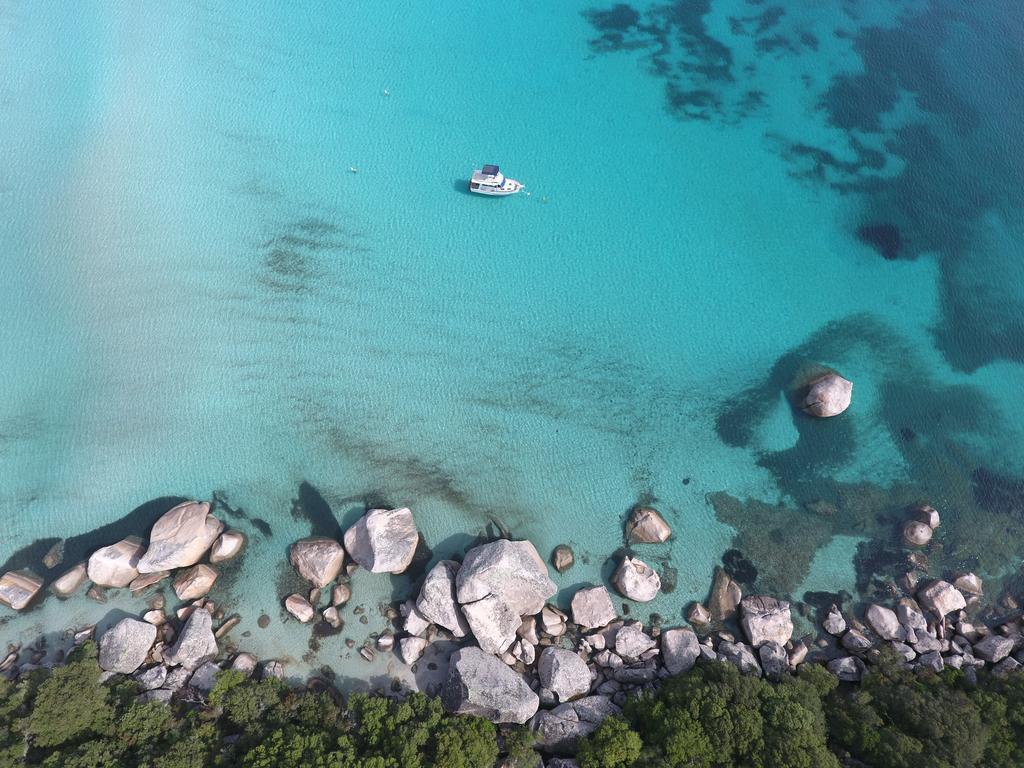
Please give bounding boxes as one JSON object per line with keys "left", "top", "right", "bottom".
{"left": 802, "top": 372, "right": 853, "bottom": 418}
{"left": 903, "top": 520, "right": 932, "bottom": 548}
{"left": 551, "top": 545, "right": 575, "bottom": 573}
{"left": 257, "top": 614, "right": 271, "bottom": 629}
{"left": 625, "top": 507, "right": 672, "bottom": 544}
{"left": 42, "top": 540, "right": 65, "bottom": 570}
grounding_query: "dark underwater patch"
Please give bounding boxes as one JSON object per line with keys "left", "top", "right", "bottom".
{"left": 856, "top": 223, "right": 902, "bottom": 260}
{"left": 290, "top": 482, "right": 342, "bottom": 539}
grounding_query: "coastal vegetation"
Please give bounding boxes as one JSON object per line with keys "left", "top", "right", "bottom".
{"left": 3, "top": 642, "right": 1024, "bottom": 767}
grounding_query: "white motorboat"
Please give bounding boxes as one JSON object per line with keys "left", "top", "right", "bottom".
{"left": 468, "top": 165, "right": 523, "bottom": 196}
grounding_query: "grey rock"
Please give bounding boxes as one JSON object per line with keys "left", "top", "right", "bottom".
{"left": 552, "top": 545, "right": 575, "bottom": 573}
{"left": 740, "top": 596, "right": 793, "bottom": 647}
{"left": 915, "top": 505, "right": 941, "bottom": 529}
{"left": 343, "top": 507, "right": 419, "bottom": 574}
{"left": 261, "top": 660, "right": 285, "bottom": 680}
{"left": 137, "top": 689, "right": 173, "bottom": 705}
{"left": 866, "top": 604, "right": 903, "bottom": 641}
{"left": 164, "top": 608, "right": 218, "bottom": 670}
{"left": 918, "top": 651, "right": 944, "bottom": 673}
{"left": 99, "top": 618, "right": 157, "bottom": 674}
{"left": 612, "top": 557, "right": 660, "bottom": 603}
{"left": 172, "top": 564, "right": 219, "bottom": 601}
{"left": 547, "top": 760, "right": 581, "bottom": 768}
{"left": 135, "top": 665, "right": 168, "bottom": 691}
{"left": 613, "top": 666, "right": 658, "bottom": 685}
{"left": 803, "top": 372, "right": 852, "bottom": 417}
{"left": 890, "top": 641, "right": 916, "bottom": 662}
{"left": 897, "top": 598, "right": 928, "bottom": 632}
{"left": 902, "top": 521, "right": 932, "bottom": 548}
{"left": 163, "top": 666, "right": 191, "bottom": 691}
{"left": 230, "top": 653, "right": 258, "bottom": 677}
{"left": 456, "top": 539, "right": 557, "bottom": 617}
{"left": 538, "top": 647, "right": 591, "bottom": 702}
{"left": 461, "top": 594, "right": 522, "bottom": 655}
{"left": 973, "top": 634, "right": 1014, "bottom": 663}
{"left": 416, "top": 560, "right": 470, "bottom": 637}
{"left": 827, "top": 655, "right": 865, "bottom": 682}
{"left": 661, "top": 627, "right": 700, "bottom": 675}
{"left": 49, "top": 563, "right": 88, "bottom": 599}
{"left": 718, "top": 641, "right": 761, "bottom": 676}
{"left": 571, "top": 586, "right": 617, "bottom": 630}
{"left": 953, "top": 572, "right": 983, "bottom": 596}
{"left": 0, "top": 569, "right": 44, "bottom": 610}
{"left": 917, "top": 581, "right": 966, "bottom": 618}
{"left": 189, "top": 661, "right": 221, "bottom": 693}
{"left": 137, "top": 501, "right": 223, "bottom": 573}
{"left": 289, "top": 537, "right": 344, "bottom": 588}
{"left": 759, "top": 641, "right": 788, "bottom": 678}
{"left": 912, "top": 633, "right": 943, "bottom": 654}
{"left": 687, "top": 602, "right": 712, "bottom": 626}
{"left": 823, "top": 606, "right": 846, "bottom": 636}
{"left": 994, "top": 657, "right": 1022, "bottom": 677}
{"left": 284, "top": 594, "right": 315, "bottom": 623}
{"left": 614, "top": 624, "right": 656, "bottom": 661}
{"left": 209, "top": 531, "right": 247, "bottom": 564}
{"left": 532, "top": 696, "right": 619, "bottom": 754}
{"left": 399, "top": 636, "right": 428, "bottom": 665}
{"left": 841, "top": 629, "right": 872, "bottom": 652}
{"left": 442, "top": 647, "right": 539, "bottom": 724}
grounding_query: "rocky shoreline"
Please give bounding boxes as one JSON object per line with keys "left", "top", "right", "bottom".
{"left": 2, "top": 496, "right": 1023, "bottom": 765}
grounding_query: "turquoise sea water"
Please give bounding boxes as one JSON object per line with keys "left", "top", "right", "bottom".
{"left": 2, "top": 0, "right": 1024, "bottom": 682}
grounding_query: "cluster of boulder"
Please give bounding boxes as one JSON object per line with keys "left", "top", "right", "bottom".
{"left": 0, "top": 500, "right": 247, "bottom": 612}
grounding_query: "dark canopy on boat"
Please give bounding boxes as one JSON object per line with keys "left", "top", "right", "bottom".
{"left": 481, "top": 164, "right": 500, "bottom": 175}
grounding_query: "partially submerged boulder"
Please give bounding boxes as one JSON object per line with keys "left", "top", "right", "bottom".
{"left": 289, "top": 537, "right": 344, "bottom": 588}
{"left": 625, "top": 507, "right": 672, "bottom": 544}
{"left": 612, "top": 557, "right": 660, "bottom": 602}
{"left": 50, "top": 563, "right": 88, "bottom": 599}
{"left": 172, "top": 564, "right": 219, "bottom": 601}
{"left": 209, "top": 530, "right": 247, "bottom": 563}
{"left": 137, "top": 501, "right": 224, "bottom": 574}
{"left": 416, "top": 560, "right": 469, "bottom": 637}
{"left": 343, "top": 507, "right": 419, "bottom": 574}
{"left": 708, "top": 567, "right": 742, "bottom": 621}
{"left": 285, "top": 594, "right": 316, "bottom": 623}
{"left": 87, "top": 536, "right": 146, "bottom": 588}
{"left": 571, "top": 586, "right": 617, "bottom": 630}
{"left": 551, "top": 545, "right": 575, "bottom": 573}
{"left": 740, "top": 596, "right": 793, "bottom": 647}
{"left": 442, "top": 647, "right": 539, "bottom": 724}
{"left": 0, "top": 569, "right": 44, "bottom": 610}
{"left": 803, "top": 372, "right": 853, "bottom": 417}
{"left": 902, "top": 521, "right": 932, "bottom": 548}
{"left": 917, "top": 580, "right": 966, "bottom": 618}
{"left": 99, "top": 618, "right": 157, "bottom": 674}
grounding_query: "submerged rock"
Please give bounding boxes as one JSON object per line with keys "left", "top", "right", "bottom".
{"left": 442, "top": 647, "right": 539, "bottom": 724}
{"left": 289, "top": 537, "right": 344, "bottom": 588}
{"left": 87, "top": 536, "right": 146, "bottom": 588}
{"left": 802, "top": 372, "right": 853, "bottom": 418}
{"left": 99, "top": 618, "right": 157, "bottom": 674}
{"left": 137, "top": 501, "right": 224, "bottom": 573}
{"left": 0, "top": 569, "right": 44, "bottom": 610}
{"left": 612, "top": 557, "right": 660, "bottom": 603}
{"left": 343, "top": 507, "right": 419, "bottom": 574}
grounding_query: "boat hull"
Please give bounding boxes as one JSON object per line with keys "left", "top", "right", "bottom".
{"left": 469, "top": 179, "right": 523, "bottom": 196}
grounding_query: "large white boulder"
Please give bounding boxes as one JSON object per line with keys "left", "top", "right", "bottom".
{"left": 137, "top": 501, "right": 224, "bottom": 574}
{"left": 99, "top": 618, "right": 157, "bottom": 674}
{"left": 343, "top": 507, "right": 419, "bottom": 574}
{"left": 87, "top": 536, "right": 146, "bottom": 588}
{"left": 164, "top": 608, "right": 218, "bottom": 669}
{"left": 460, "top": 595, "right": 521, "bottom": 655}
{"left": 416, "top": 560, "right": 470, "bottom": 637}
{"left": 661, "top": 627, "right": 700, "bottom": 675}
{"left": 456, "top": 539, "right": 556, "bottom": 617}
{"left": 612, "top": 557, "right": 660, "bottom": 602}
{"left": 803, "top": 372, "right": 853, "bottom": 417}
{"left": 289, "top": 537, "right": 344, "bottom": 587}
{"left": 538, "top": 647, "right": 591, "bottom": 703}
{"left": 917, "top": 580, "right": 966, "bottom": 617}
{"left": 0, "top": 569, "right": 44, "bottom": 610}
{"left": 865, "top": 604, "right": 903, "bottom": 641}
{"left": 571, "top": 586, "right": 617, "bottom": 630}
{"left": 442, "top": 647, "right": 539, "bottom": 724}
{"left": 740, "top": 596, "right": 793, "bottom": 648}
